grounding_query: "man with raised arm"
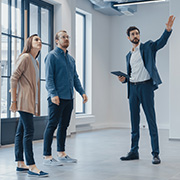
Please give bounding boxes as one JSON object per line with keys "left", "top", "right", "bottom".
{"left": 119, "top": 16, "right": 175, "bottom": 164}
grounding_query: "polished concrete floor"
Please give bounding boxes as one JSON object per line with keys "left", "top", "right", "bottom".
{"left": 0, "top": 128, "right": 180, "bottom": 180}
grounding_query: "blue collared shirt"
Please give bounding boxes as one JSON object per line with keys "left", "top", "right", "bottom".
{"left": 45, "top": 47, "right": 85, "bottom": 100}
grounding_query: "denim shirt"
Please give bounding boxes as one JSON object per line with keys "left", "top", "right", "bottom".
{"left": 45, "top": 47, "right": 85, "bottom": 100}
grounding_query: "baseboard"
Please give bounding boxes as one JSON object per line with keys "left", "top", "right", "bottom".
{"left": 91, "top": 123, "right": 169, "bottom": 131}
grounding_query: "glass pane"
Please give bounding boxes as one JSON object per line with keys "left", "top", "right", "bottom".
{"left": 30, "top": 3, "right": 38, "bottom": 35}
{"left": 11, "top": 0, "right": 22, "bottom": 37}
{"left": 40, "top": 81, "right": 48, "bottom": 116}
{"left": 41, "top": 8, "right": 49, "bottom": 43}
{"left": 1, "top": 35, "right": 8, "bottom": 76}
{"left": 1, "top": 78, "right": 8, "bottom": 118}
{"left": 41, "top": 45, "right": 49, "bottom": 79}
{"left": 76, "top": 92, "right": 83, "bottom": 113}
{"left": 11, "top": 38, "right": 22, "bottom": 74}
{"left": 1, "top": 0, "right": 8, "bottom": 33}
{"left": 11, "top": 110, "right": 20, "bottom": 118}
{"left": 75, "top": 13, "right": 85, "bottom": 113}
{"left": 76, "top": 14, "right": 84, "bottom": 83}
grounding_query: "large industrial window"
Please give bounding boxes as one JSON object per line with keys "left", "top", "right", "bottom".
{"left": 0, "top": 0, "right": 53, "bottom": 119}
{"left": 1, "top": 0, "right": 24, "bottom": 118}
{"left": 0, "top": 0, "right": 53, "bottom": 145}
{"left": 75, "top": 11, "right": 86, "bottom": 114}
{"left": 28, "top": 0, "right": 53, "bottom": 116}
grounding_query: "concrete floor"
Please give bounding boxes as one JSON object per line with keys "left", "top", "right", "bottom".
{"left": 0, "top": 128, "right": 180, "bottom": 180}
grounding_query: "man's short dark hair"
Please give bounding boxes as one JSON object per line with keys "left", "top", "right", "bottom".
{"left": 126, "top": 26, "right": 140, "bottom": 37}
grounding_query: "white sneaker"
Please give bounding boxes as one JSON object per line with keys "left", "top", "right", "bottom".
{"left": 57, "top": 155, "right": 77, "bottom": 163}
{"left": 43, "top": 158, "right": 63, "bottom": 166}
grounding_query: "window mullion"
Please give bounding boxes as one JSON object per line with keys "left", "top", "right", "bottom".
{"left": 38, "top": 6, "right": 41, "bottom": 81}
{"left": 49, "top": 7, "right": 53, "bottom": 50}
{"left": 83, "top": 14, "right": 86, "bottom": 113}
{"left": 21, "top": 0, "right": 24, "bottom": 50}
{"left": 7, "top": 0, "right": 11, "bottom": 118}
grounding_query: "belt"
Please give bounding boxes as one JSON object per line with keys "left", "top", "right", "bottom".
{"left": 130, "top": 79, "right": 151, "bottom": 85}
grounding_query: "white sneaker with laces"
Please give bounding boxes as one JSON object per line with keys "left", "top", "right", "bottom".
{"left": 57, "top": 155, "right": 77, "bottom": 163}
{"left": 43, "top": 158, "right": 63, "bottom": 166}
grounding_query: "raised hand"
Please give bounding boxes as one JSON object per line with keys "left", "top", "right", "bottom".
{"left": 166, "top": 15, "right": 175, "bottom": 32}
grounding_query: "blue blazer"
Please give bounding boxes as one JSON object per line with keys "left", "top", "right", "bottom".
{"left": 125, "top": 29, "right": 172, "bottom": 98}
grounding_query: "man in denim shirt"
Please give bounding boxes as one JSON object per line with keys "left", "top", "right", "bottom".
{"left": 43, "top": 30, "right": 88, "bottom": 166}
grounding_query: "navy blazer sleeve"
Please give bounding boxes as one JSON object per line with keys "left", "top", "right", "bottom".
{"left": 151, "top": 29, "right": 172, "bottom": 51}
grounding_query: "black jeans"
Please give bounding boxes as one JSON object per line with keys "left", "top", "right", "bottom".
{"left": 43, "top": 98, "right": 73, "bottom": 156}
{"left": 15, "top": 111, "right": 35, "bottom": 165}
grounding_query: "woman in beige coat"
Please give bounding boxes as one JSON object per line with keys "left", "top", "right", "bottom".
{"left": 10, "top": 34, "right": 48, "bottom": 177}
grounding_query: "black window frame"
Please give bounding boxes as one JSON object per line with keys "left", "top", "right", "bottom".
{"left": 25, "top": 0, "right": 54, "bottom": 82}
{"left": 1, "top": 0, "right": 25, "bottom": 118}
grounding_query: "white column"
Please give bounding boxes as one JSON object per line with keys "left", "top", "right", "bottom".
{"left": 169, "top": 0, "right": 180, "bottom": 139}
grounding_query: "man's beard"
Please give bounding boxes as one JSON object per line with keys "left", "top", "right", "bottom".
{"left": 131, "top": 38, "right": 140, "bottom": 45}
{"left": 61, "top": 42, "right": 69, "bottom": 48}
{"left": 62, "top": 44, "right": 69, "bottom": 48}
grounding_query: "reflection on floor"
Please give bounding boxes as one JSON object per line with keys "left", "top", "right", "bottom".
{"left": 0, "top": 128, "right": 180, "bottom": 180}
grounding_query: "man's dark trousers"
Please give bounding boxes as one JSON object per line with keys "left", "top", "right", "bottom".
{"left": 129, "top": 79, "right": 159, "bottom": 156}
{"left": 43, "top": 98, "right": 73, "bottom": 155}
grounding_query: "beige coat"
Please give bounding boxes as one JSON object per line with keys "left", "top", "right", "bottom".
{"left": 10, "top": 53, "right": 40, "bottom": 116}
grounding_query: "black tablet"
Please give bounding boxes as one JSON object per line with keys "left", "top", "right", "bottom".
{"left": 111, "top": 71, "right": 129, "bottom": 78}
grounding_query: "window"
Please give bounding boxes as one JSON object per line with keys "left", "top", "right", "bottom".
{"left": 0, "top": 0, "right": 53, "bottom": 118}
{"left": 75, "top": 9, "right": 93, "bottom": 126}
{"left": 1, "top": 0, "right": 24, "bottom": 118}
{"left": 28, "top": 0, "right": 53, "bottom": 116}
{"left": 75, "top": 12, "right": 86, "bottom": 114}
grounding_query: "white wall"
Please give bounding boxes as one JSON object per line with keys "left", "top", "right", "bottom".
{"left": 35, "top": 0, "right": 179, "bottom": 133}
{"left": 76, "top": 0, "right": 112, "bottom": 129}
{"left": 109, "top": 2, "right": 170, "bottom": 129}
{"left": 169, "top": 0, "right": 180, "bottom": 139}
{"left": 51, "top": 0, "right": 75, "bottom": 55}
{"left": 75, "top": 1, "right": 172, "bottom": 130}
